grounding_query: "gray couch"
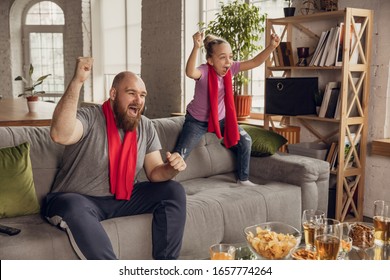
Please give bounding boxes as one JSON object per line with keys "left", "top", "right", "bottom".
{"left": 0, "top": 116, "right": 329, "bottom": 259}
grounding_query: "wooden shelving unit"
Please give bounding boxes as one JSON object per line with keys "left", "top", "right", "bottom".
{"left": 264, "top": 8, "right": 373, "bottom": 222}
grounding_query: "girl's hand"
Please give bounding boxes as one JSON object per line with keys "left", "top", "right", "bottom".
{"left": 270, "top": 34, "right": 281, "bottom": 49}
{"left": 193, "top": 32, "right": 204, "bottom": 49}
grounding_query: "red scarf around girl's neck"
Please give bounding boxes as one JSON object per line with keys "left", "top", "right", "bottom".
{"left": 102, "top": 99, "right": 137, "bottom": 200}
{"left": 207, "top": 63, "right": 240, "bottom": 148}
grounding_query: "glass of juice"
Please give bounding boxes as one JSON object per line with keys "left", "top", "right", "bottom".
{"left": 209, "top": 244, "right": 236, "bottom": 260}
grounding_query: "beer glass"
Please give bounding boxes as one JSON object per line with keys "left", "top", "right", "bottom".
{"left": 315, "top": 218, "right": 341, "bottom": 260}
{"left": 373, "top": 200, "right": 390, "bottom": 246}
{"left": 302, "top": 209, "right": 325, "bottom": 249}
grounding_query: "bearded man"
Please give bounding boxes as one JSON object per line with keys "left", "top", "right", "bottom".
{"left": 43, "top": 57, "right": 187, "bottom": 260}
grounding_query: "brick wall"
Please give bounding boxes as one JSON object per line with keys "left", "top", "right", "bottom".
{"left": 141, "top": 0, "right": 184, "bottom": 118}
{"left": 0, "top": 0, "right": 13, "bottom": 99}
{"left": 0, "top": 0, "right": 90, "bottom": 99}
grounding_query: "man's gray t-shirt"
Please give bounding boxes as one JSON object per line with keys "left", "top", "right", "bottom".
{"left": 51, "top": 105, "right": 162, "bottom": 196}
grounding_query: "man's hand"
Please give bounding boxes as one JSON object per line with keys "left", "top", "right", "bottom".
{"left": 74, "top": 57, "right": 94, "bottom": 83}
{"left": 166, "top": 152, "right": 187, "bottom": 172}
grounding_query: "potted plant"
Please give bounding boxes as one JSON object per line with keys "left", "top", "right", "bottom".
{"left": 199, "top": 0, "right": 266, "bottom": 120}
{"left": 284, "top": 0, "right": 296, "bottom": 17}
{"left": 14, "top": 64, "right": 51, "bottom": 112}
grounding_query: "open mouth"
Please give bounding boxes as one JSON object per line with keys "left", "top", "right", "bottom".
{"left": 222, "top": 66, "right": 230, "bottom": 75}
{"left": 127, "top": 105, "right": 140, "bottom": 117}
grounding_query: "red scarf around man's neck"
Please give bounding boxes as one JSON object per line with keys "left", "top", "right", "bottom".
{"left": 207, "top": 64, "right": 240, "bottom": 148}
{"left": 102, "top": 100, "right": 137, "bottom": 200}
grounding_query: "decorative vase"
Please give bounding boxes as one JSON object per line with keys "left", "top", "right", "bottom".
{"left": 234, "top": 95, "right": 252, "bottom": 121}
{"left": 26, "top": 96, "right": 39, "bottom": 113}
{"left": 284, "top": 7, "right": 296, "bottom": 17}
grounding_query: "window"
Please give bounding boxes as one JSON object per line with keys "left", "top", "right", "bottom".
{"left": 200, "top": 0, "right": 285, "bottom": 116}
{"left": 23, "top": 1, "right": 65, "bottom": 96}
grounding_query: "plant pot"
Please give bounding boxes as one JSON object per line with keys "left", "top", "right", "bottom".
{"left": 284, "top": 7, "right": 296, "bottom": 17}
{"left": 26, "top": 96, "right": 39, "bottom": 113}
{"left": 234, "top": 95, "right": 252, "bottom": 121}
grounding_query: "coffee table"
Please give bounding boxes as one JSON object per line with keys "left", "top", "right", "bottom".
{"left": 234, "top": 242, "right": 389, "bottom": 260}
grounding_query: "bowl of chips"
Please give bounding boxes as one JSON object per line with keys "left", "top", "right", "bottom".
{"left": 244, "top": 222, "right": 302, "bottom": 260}
{"left": 290, "top": 245, "right": 317, "bottom": 260}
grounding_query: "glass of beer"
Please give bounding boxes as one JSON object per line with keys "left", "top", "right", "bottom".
{"left": 209, "top": 244, "right": 236, "bottom": 260}
{"left": 302, "top": 209, "right": 325, "bottom": 249}
{"left": 315, "top": 218, "right": 341, "bottom": 260}
{"left": 373, "top": 200, "right": 390, "bottom": 246}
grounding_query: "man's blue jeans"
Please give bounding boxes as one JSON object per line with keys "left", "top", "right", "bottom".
{"left": 173, "top": 113, "right": 252, "bottom": 181}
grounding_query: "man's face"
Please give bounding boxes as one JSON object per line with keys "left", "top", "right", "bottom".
{"left": 112, "top": 74, "right": 147, "bottom": 131}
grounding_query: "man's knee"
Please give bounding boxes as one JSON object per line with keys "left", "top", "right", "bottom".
{"left": 44, "top": 192, "right": 98, "bottom": 222}
{"left": 164, "top": 180, "right": 186, "bottom": 204}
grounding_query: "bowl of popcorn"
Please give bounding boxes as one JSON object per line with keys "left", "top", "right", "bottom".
{"left": 244, "top": 222, "right": 302, "bottom": 260}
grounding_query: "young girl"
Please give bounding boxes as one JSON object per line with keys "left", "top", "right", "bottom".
{"left": 174, "top": 32, "right": 280, "bottom": 186}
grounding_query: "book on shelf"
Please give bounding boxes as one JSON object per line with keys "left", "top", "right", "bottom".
{"left": 330, "top": 133, "right": 361, "bottom": 171}
{"left": 324, "top": 26, "right": 341, "bottom": 66}
{"left": 319, "top": 27, "right": 337, "bottom": 66}
{"left": 273, "top": 49, "right": 280, "bottom": 66}
{"left": 277, "top": 42, "right": 294, "bottom": 66}
{"left": 330, "top": 142, "right": 339, "bottom": 171}
{"left": 310, "top": 30, "right": 330, "bottom": 66}
{"left": 326, "top": 142, "right": 337, "bottom": 164}
{"left": 324, "top": 87, "right": 340, "bottom": 118}
{"left": 318, "top": 81, "right": 340, "bottom": 118}
{"left": 334, "top": 94, "right": 342, "bottom": 119}
{"left": 335, "top": 22, "right": 345, "bottom": 66}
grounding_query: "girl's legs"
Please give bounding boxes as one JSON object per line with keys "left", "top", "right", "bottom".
{"left": 234, "top": 126, "right": 253, "bottom": 182}
{"left": 173, "top": 113, "right": 208, "bottom": 159}
{"left": 220, "top": 120, "right": 253, "bottom": 183}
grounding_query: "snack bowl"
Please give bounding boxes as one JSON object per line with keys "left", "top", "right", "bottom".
{"left": 290, "top": 245, "right": 317, "bottom": 260}
{"left": 244, "top": 222, "right": 302, "bottom": 260}
{"left": 348, "top": 222, "right": 375, "bottom": 249}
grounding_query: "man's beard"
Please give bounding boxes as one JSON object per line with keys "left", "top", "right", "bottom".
{"left": 113, "top": 99, "right": 142, "bottom": 131}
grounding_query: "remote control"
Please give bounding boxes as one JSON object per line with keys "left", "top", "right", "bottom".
{"left": 0, "top": 224, "right": 21, "bottom": 236}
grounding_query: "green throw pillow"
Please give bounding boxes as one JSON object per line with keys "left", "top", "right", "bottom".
{"left": 241, "top": 124, "right": 288, "bottom": 157}
{"left": 0, "top": 142, "right": 40, "bottom": 218}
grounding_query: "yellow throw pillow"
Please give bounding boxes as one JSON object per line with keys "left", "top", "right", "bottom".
{"left": 0, "top": 142, "right": 40, "bottom": 218}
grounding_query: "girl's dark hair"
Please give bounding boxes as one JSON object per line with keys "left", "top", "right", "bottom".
{"left": 203, "top": 34, "right": 229, "bottom": 59}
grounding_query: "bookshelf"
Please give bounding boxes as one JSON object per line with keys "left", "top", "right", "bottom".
{"left": 264, "top": 8, "right": 373, "bottom": 222}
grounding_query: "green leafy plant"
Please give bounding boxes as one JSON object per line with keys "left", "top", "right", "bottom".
{"left": 14, "top": 64, "right": 51, "bottom": 98}
{"left": 199, "top": 0, "right": 266, "bottom": 95}
{"left": 285, "top": 0, "right": 293, "bottom": 7}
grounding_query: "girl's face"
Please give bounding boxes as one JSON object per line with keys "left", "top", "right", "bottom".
{"left": 207, "top": 43, "right": 233, "bottom": 77}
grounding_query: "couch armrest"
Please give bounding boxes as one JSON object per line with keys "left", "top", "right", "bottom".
{"left": 250, "top": 153, "right": 330, "bottom": 214}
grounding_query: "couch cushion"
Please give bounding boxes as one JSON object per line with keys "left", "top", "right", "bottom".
{"left": 0, "top": 215, "right": 78, "bottom": 259}
{"left": 0, "top": 127, "right": 64, "bottom": 205}
{"left": 179, "top": 173, "right": 301, "bottom": 258}
{"left": 240, "top": 124, "right": 288, "bottom": 156}
{"left": 0, "top": 142, "right": 40, "bottom": 218}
